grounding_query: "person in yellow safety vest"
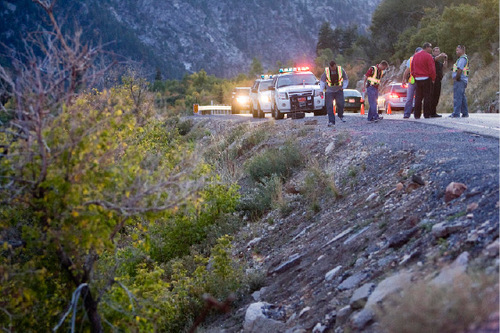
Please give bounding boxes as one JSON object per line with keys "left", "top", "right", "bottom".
{"left": 320, "top": 60, "right": 349, "bottom": 127}
{"left": 363, "top": 60, "right": 389, "bottom": 122}
{"left": 402, "top": 47, "right": 422, "bottom": 118}
{"left": 450, "top": 45, "right": 470, "bottom": 118}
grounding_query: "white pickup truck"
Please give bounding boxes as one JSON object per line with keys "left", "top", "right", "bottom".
{"left": 269, "top": 68, "right": 326, "bottom": 119}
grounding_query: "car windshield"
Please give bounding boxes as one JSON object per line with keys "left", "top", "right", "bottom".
{"left": 344, "top": 90, "right": 361, "bottom": 97}
{"left": 259, "top": 81, "right": 272, "bottom": 91}
{"left": 277, "top": 73, "right": 317, "bottom": 88}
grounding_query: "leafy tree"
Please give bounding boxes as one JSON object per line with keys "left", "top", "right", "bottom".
{"left": 0, "top": 2, "right": 242, "bottom": 331}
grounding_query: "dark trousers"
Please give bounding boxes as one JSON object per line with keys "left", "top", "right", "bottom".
{"left": 414, "top": 78, "right": 433, "bottom": 118}
{"left": 430, "top": 79, "right": 442, "bottom": 115}
{"left": 325, "top": 90, "right": 344, "bottom": 124}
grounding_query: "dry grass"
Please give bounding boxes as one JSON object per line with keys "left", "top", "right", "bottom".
{"left": 301, "top": 159, "right": 341, "bottom": 212}
{"left": 377, "top": 273, "right": 499, "bottom": 333}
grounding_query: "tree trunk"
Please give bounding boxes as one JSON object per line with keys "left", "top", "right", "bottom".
{"left": 82, "top": 285, "right": 103, "bottom": 333}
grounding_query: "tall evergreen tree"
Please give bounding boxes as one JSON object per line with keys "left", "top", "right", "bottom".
{"left": 316, "top": 21, "right": 334, "bottom": 56}
{"left": 249, "top": 57, "right": 264, "bottom": 78}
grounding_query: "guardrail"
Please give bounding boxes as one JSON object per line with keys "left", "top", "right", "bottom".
{"left": 193, "top": 104, "right": 232, "bottom": 115}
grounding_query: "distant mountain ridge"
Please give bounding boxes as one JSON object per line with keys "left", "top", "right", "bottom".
{"left": 0, "top": 0, "right": 381, "bottom": 79}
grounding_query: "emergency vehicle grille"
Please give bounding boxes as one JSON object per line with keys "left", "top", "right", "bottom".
{"left": 289, "top": 93, "right": 314, "bottom": 112}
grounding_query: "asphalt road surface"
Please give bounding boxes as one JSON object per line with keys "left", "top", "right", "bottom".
{"left": 195, "top": 111, "right": 500, "bottom": 139}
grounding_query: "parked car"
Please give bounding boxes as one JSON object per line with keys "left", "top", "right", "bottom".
{"left": 343, "top": 89, "right": 363, "bottom": 113}
{"left": 377, "top": 83, "right": 408, "bottom": 112}
{"left": 269, "top": 67, "right": 325, "bottom": 120}
{"left": 250, "top": 78, "right": 273, "bottom": 118}
{"left": 231, "top": 87, "right": 251, "bottom": 114}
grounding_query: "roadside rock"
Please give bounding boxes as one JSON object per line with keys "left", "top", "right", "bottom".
{"left": 325, "top": 142, "right": 335, "bottom": 155}
{"left": 431, "top": 251, "right": 469, "bottom": 286}
{"left": 338, "top": 273, "right": 368, "bottom": 291}
{"left": 445, "top": 182, "right": 468, "bottom": 202}
{"left": 350, "top": 283, "right": 375, "bottom": 310}
{"left": 269, "top": 254, "right": 302, "bottom": 275}
{"left": 335, "top": 306, "right": 353, "bottom": 328}
{"left": 349, "top": 308, "right": 375, "bottom": 331}
{"left": 244, "top": 302, "right": 286, "bottom": 333}
{"left": 388, "top": 227, "right": 419, "bottom": 248}
{"left": 411, "top": 174, "right": 425, "bottom": 186}
{"left": 483, "top": 240, "right": 499, "bottom": 258}
{"left": 325, "top": 265, "right": 342, "bottom": 282}
{"left": 467, "top": 202, "right": 479, "bottom": 212}
{"left": 365, "top": 271, "right": 412, "bottom": 309}
{"left": 432, "top": 222, "right": 465, "bottom": 238}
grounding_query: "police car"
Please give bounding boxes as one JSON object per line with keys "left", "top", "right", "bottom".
{"left": 249, "top": 75, "right": 273, "bottom": 118}
{"left": 269, "top": 67, "right": 325, "bottom": 119}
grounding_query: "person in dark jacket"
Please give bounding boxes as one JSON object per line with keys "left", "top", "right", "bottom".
{"left": 410, "top": 42, "right": 436, "bottom": 119}
{"left": 430, "top": 46, "right": 448, "bottom": 117}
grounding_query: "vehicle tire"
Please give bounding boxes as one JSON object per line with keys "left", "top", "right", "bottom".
{"left": 275, "top": 107, "right": 284, "bottom": 120}
{"left": 251, "top": 104, "right": 258, "bottom": 118}
{"left": 257, "top": 104, "right": 265, "bottom": 118}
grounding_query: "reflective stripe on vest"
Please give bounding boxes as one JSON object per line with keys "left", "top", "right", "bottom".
{"left": 409, "top": 56, "right": 415, "bottom": 84}
{"left": 367, "top": 66, "right": 381, "bottom": 85}
{"left": 325, "top": 66, "right": 343, "bottom": 86}
{"left": 453, "top": 55, "right": 469, "bottom": 76}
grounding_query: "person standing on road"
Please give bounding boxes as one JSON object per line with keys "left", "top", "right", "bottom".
{"left": 410, "top": 42, "right": 436, "bottom": 119}
{"left": 403, "top": 47, "right": 422, "bottom": 119}
{"left": 363, "top": 60, "right": 389, "bottom": 122}
{"left": 320, "top": 60, "right": 349, "bottom": 127}
{"left": 450, "top": 45, "right": 470, "bottom": 118}
{"left": 430, "top": 46, "right": 448, "bottom": 117}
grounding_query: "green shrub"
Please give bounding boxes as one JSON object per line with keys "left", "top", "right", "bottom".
{"left": 301, "top": 160, "right": 341, "bottom": 212}
{"left": 245, "top": 141, "right": 304, "bottom": 183}
{"left": 237, "top": 174, "right": 283, "bottom": 220}
{"left": 102, "top": 235, "right": 242, "bottom": 333}
{"left": 149, "top": 182, "right": 240, "bottom": 263}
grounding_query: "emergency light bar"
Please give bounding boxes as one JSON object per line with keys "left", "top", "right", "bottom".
{"left": 279, "top": 67, "right": 310, "bottom": 73}
{"left": 260, "top": 74, "right": 273, "bottom": 79}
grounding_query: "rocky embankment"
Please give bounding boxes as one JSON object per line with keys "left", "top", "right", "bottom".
{"left": 202, "top": 114, "right": 499, "bottom": 333}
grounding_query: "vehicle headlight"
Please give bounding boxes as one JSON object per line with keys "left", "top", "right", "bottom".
{"left": 236, "top": 96, "right": 249, "bottom": 104}
{"left": 278, "top": 92, "right": 287, "bottom": 100}
{"left": 259, "top": 93, "right": 271, "bottom": 104}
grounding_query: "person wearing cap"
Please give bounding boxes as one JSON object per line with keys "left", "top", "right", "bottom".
{"left": 410, "top": 42, "right": 436, "bottom": 119}
{"left": 320, "top": 60, "right": 349, "bottom": 127}
{"left": 402, "top": 47, "right": 422, "bottom": 119}
{"left": 450, "top": 45, "right": 470, "bottom": 118}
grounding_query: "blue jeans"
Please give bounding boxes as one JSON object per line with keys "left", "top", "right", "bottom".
{"left": 403, "top": 83, "right": 416, "bottom": 117}
{"left": 325, "top": 90, "right": 345, "bottom": 124}
{"left": 453, "top": 80, "right": 469, "bottom": 117}
{"left": 367, "top": 85, "right": 379, "bottom": 121}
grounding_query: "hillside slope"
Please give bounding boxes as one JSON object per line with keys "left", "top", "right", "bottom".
{"left": 0, "top": 0, "right": 381, "bottom": 79}
{"left": 197, "top": 114, "right": 499, "bottom": 332}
